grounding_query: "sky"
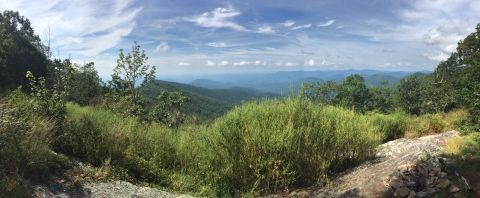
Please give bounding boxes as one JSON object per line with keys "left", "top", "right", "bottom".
{"left": 1, "top": 0, "right": 480, "bottom": 77}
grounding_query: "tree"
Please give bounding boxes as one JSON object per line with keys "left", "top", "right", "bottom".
{"left": 110, "top": 42, "right": 156, "bottom": 102}
{"left": 336, "top": 74, "right": 372, "bottom": 113}
{"left": 369, "top": 81, "right": 393, "bottom": 113}
{"left": 149, "top": 91, "right": 190, "bottom": 127}
{"left": 69, "top": 62, "right": 102, "bottom": 105}
{"left": 0, "top": 10, "right": 48, "bottom": 90}
{"left": 396, "top": 75, "right": 423, "bottom": 115}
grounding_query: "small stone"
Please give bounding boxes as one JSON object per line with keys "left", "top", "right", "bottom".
{"left": 431, "top": 167, "right": 441, "bottom": 173}
{"left": 439, "top": 172, "right": 448, "bottom": 178}
{"left": 395, "top": 187, "right": 410, "bottom": 197}
{"left": 438, "top": 179, "right": 451, "bottom": 189}
{"left": 426, "top": 187, "right": 437, "bottom": 194}
{"left": 449, "top": 185, "right": 460, "bottom": 193}
{"left": 407, "top": 191, "right": 416, "bottom": 198}
{"left": 417, "top": 191, "right": 428, "bottom": 198}
{"left": 391, "top": 181, "right": 406, "bottom": 189}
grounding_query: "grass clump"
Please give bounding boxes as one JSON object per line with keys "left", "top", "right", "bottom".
{"left": 405, "top": 109, "right": 468, "bottom": 138}
{"left": 0, "top": 91, "right": 71, "bottom": 197}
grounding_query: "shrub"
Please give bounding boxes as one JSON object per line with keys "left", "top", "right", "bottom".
{"left": 57, "top": 103, "right": 177, "bottom": 185}
{"left": 367, "top": 111, "right": 408, "bottom": 142}
{"left": 405, "top": 109, "right": 468, "bottom": 138}
{"left": 0, "top": 95, "right": 71, "bottom": 197}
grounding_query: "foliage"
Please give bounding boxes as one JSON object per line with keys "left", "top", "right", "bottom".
{"left": 26, "top": 71, "right": 67, "bottom": 121}
{"left": 395, "top": 75, "right": 423, "bottom": 115}
{"left": 47, "top": 59, "right": 102, "bottom": 105}
{"left": 109, "top": 41, "right": 155, "bottom": 102}
{"left": 302, "top": 74, "right": 393, "bottom": 113}
{"left": 148, "top": 91, "right": 190, "bottom": 127}
{"left": 202, "top": 97, "right": 405, "bottom": 196}
{"left": 404, "top": 109, "right": 468, "bottom": 138}
{"left": 0, "top": 92, "right": 71, "bottom": 197}
{"left": 0, "top": 10, "right": 48, "bottom": 90}
{"left": 143, "top": 80, "right": 277, "bottom": 122}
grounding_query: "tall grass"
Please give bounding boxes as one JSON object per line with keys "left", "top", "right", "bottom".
{"left": 57, "top": 97, "right": 408, "bottom": 197}
{"left": 404, "top": 109, "right": 468, "bottom": 138}
{"left": 201, "top": 97, "right": 404, "bottom": 196}
{"left": 0, "top": 92, "right": 71, "bottom": 197}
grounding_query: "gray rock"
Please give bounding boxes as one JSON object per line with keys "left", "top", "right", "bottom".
{"left": 448, "top": 185, "right": 460, "bottom": 193}
{"left": 438, "top": 179, "right": 451, "bottom": 189}
{"left": 394, "top": 187, "right": 410, "bottom": 197}
{"left": 416, "top": 191, "right": 428, "bottom": 198}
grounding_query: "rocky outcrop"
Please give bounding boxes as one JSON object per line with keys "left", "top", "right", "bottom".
{"left": 284, "top": 131, "right": 465, "bottom": 197}
{"left": 33, "top": 181, "right": 193, "bottom": 198}
{"left": 386, "top": 157, "right": 469, "bottom": 197}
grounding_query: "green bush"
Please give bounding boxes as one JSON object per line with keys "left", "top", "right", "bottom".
{"left": 367, "top": 111, "right": 408, "bottom": 142}
{"left": 0, "top": 93, "right": 71, "bottom": 197}
{"left": 57, "top": 103, "right": 177, "bottom": 185}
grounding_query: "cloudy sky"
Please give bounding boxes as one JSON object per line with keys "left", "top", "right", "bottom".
{"left": 1, "top": 0, "right": 479, "bottom": 77}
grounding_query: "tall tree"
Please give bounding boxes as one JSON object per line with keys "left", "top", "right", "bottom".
{"left": 336, "top": 74, "right": 372, "bottom": 113}
{"left": 0, "top": 10, "right": 48, "bottom": 90}
{"left": 110, "top": 42, "right": 156, "bottom": 102}
{"left": 396, "top": 75, "right": 423, "bottom": 115}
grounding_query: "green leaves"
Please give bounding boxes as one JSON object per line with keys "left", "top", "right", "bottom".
{"left": 110, "top": 41, "right": 156, "bottom": 102}
{"left": 149, "top": 91, "right": 190, "bottom": 127}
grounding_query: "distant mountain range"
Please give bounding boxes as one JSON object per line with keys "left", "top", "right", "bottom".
{"left": 175, "top": 70, "right": 428, "bottom": 93}
{"left": 147, "top": 70, "right": 430, "bottom": 119}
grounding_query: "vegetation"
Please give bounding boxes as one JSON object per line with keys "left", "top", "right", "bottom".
{"left": 301, "top": 74, "right": 394, "bottom": 113}
{"left": 1, "top": 10, "right": 479, "bottom": 198}
{"left": 0, "top": 11, "right": 48, "bottom": 91}
{"left": 143, "top": 80, "right": 278, "bottom": 121}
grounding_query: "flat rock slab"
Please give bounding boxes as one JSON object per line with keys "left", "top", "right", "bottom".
{"left": 82, "top": 181, "right": 193, "bottom": 198}
{"left": 33, "top": 181, "right": 193, "bottom": 198}
{"left": 288, "top": 130, "right": 459, "bottom": 198}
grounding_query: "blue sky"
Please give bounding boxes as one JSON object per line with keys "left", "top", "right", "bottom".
{"left": 1, "top": 0, "right": 480, "bottom": 77}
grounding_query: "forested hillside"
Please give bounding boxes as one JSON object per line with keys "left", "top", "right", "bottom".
{"left": 144, "top": 80, "right": 277, "bottom": 120}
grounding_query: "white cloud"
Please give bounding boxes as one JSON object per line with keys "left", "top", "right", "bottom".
{"left": 208, "top": 42, "right": 227, "bottom": 47}
{"left": 318, "top": 19, "right": 335, "bottom": 27}
{"left": 425, "top": 52, "right": 450, "bottom": 61}
{"left": 219, "top": 60, "right": 229, "bottom": 66}
{"left": 178, "top": 62, "right": 191, "bottom": 66}
{"left": 206, "top": 60, "right": 216, "bottom": 66}
{"left": 284, "top": 62, "right": 298, "bottom": 67}
{"left": 253, "top": 60, "right": 266, "bottom": 65}
{"left": 0, "top": 0, "right": 142, "bottom": 57}
{"left": 304, "top": 59, "right": 316, "bottom": 66}
{"left": 257, "top": 25, "right": 275, "bottom": 34}
{"left": 291, "top": 24, "right": 312, "bottom": 30}
{"left": 233, "top": 61, "right": 250, "bottom": 66}
{"left": 155, "top": 41, "right": 169, "bottom": 52}
{"left": 185, "top": 7, "right": 246, "bottom": 31}
{"left": 281, "top": 20, "right": 295, "bottom": 27}
{"left": 397, "top": 0, "right": 480, "bottom": 57}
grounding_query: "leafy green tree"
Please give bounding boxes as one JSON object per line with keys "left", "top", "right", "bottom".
{"left": 69, "top": 62, "right": 102, "bottom": 105}
{"left": 110, "top": 42, "right": 156, "bottom": 102}
{"left": 455, "top": 24, "right": 480, "bottom": 126}
{"left": 369, "top": 81, "right": 393, "bottom": 113}
{"left": 0, "top": 11, "right": 48, "bottom": 90}
{"left": 25, "top": 71, "right": 66, "bottom": 121}
{"left": 149, "top": 91, "right": 190, "bottom": 127}
{"left": 396, "top": 75, "right": 423, "bottom": 115}
{"left": 336, "top": 74, "right": 372, "bottom": 113}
